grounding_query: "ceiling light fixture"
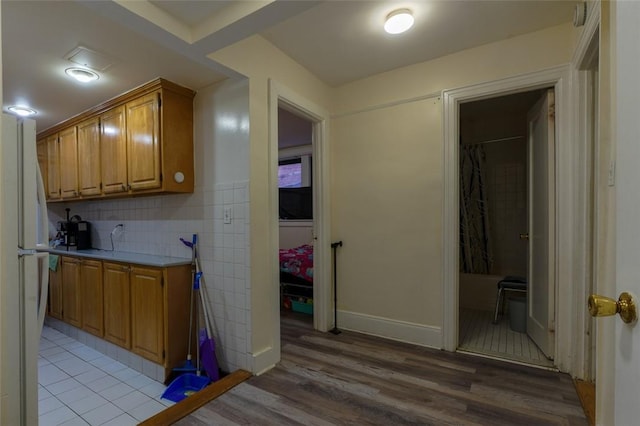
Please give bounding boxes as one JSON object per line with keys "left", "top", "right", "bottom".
{"left": 65, "top": 67, "right": 100, "bottom": 83}
{"left": 8, "top": 106, "right": 37, "bottom": 117}
{"left": 384, "top": 9, "right": 414, "bottom": 34}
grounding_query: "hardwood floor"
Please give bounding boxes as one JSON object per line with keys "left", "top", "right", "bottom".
{"left": 177, "top": 313, "right": 587, "bottom": 425}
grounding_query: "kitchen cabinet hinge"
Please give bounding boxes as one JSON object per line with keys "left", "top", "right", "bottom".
{"left": 160, "top": 173, "right": 163, "bottom": 183}
{"left": 157, "top": 94, "right": 162, "bottom": 108}
{"left": 162, "top": 350, "right": 165, "bottom": 360}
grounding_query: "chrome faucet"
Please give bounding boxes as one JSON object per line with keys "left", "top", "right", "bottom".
{"left": 110, "top": 224, "right": 124, "bottom": 251}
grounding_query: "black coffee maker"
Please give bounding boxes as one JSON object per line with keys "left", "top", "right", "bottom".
{"left": 59, "top": 209, "right": 91, "bottom": 250}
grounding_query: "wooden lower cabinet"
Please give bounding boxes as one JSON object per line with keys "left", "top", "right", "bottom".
{"left": 61, "top": 257, "right": 82, "bottom": 327}
{"left": 130, "top": 266, "right": 164, "bottom": 364}
{"left": 129, "top": 264, "right": 192, "bottom": 379}
{"left": 103, "top": 262, "right": 131, "bottom": 348}
{"left": 48, "top": 256, "right": 191, "bottom": 381}
{"left": 81, "top": 260, "right": 104, "bottom": 337}
{"left": 48, "top": 262, "right": 63, "bottom": 320}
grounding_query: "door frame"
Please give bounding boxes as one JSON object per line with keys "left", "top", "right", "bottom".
{"left": 442, "top": 64, "right": 588, "bottom": 376}
{"left": 268, "top": 80, "right": 332, "bottom": 342}
{"left": 571, "top": 2, "right": 600, "bottom": 382}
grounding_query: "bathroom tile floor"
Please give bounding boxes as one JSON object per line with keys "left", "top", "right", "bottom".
{"left": 39, "top": 326, "right": 173, "bottom": 426}
{"left": 458, "top": 308, "right": 554, "bottom": 368}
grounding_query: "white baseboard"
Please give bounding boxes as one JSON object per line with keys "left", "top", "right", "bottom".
{"left": 337, "top": 310, "right": 442, "bottom": 349}
{"left": 251, "top": 346, "right": 278, "bottom": 376}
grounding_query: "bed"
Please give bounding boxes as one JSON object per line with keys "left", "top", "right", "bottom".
{"left": 279, "top": 243, "right": 314, "bottom": 314}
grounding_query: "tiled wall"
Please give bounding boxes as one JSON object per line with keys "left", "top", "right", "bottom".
{"left": 47, "top": 179, "right": 251, "bottom": 374}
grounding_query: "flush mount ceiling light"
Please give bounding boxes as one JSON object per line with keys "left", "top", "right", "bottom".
{"left": 65, "top": 67, "right": 99, "bottom": 83}
{"left": 384, "top": 9, "right": 414, "bottom": 34}
{"left": 8, "top": 106, "right": 37, "bottom": 117}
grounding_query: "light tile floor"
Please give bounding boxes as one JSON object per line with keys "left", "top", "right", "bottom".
{"left": 458, "top": 308, "right": 554, "bottom": 368}
{"left": 39, "top": 326, "right": 174, "bottom": 426}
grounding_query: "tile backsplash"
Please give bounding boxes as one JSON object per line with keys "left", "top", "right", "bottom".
{"left": 47, "top": 180, "right": 251, "bottom": 373}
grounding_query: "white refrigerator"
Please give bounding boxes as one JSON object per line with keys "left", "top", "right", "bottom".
{"left": 1, "top": 114, "right": 49, "bottom": 425}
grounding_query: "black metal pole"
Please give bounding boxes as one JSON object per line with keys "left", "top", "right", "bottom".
{"left": 330, "top": 241, "right": 343, "bottom": 335}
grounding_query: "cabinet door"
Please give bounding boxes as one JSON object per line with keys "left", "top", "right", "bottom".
{"left": 48, "top": 266, "right": 63, "bottom": 320}
{"left": 81, "top": 260, "right": 104, "bottom": 337}
{"left": 101, "top": 106, "right": 128, "bottom": 194}
{"left": 61, "top": 257, "right": 81, "bottom": 327}
{"left": 77, "top": 117, "right": 102, "bottom": 196}
{"left": 59, "top": 127, "right": 79, "bottom": 199}
{"left": 37, "top": 139, "right": 48, "bottom": 197}
{"left": 130, "top": 266, "right": 164, "bottom": 363}
{"left": 126, "top": 92, "right": 161, "bottom": 191}
{"left": 46, "top": 134, "right": 61, "bottom": 200}
{"left": 103, "top": 262, "right": 131, "bottom": 348}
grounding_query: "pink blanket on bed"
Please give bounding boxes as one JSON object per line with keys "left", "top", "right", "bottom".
{"left": 279, "top": 244, "right": 313, "bottom": 282}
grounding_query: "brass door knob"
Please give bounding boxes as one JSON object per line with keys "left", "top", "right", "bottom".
{"left": 588, "top": 292, "right": 637, "bottom": 324}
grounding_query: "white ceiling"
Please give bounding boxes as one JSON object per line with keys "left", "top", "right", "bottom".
{"left": 1, "top": 0, "right": 576, "bottom": 132}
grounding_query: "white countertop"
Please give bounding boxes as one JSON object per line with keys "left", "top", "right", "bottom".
{"left": 41, "top": 248, "right": 192, "bottom": 268}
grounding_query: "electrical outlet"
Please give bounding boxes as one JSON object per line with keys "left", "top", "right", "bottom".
{"left": 223, "top": 207, "right": 232, "bottom": 224}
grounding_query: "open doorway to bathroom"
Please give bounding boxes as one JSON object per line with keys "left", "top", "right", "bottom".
{"left": 277, "top": 106, "right": 315, "bottom": 326}
{"left": 457, "top": 89, "right": 555, "bottom": 368}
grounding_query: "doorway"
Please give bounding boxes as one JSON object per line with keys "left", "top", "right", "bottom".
{"left": 268, "top": 80, "right": 332, "bottom": 369}
{"left": 277, "top": 106, "right": 315, "bottom": 326}
{"left": 456, "top": 89, "right": 554, "bottom": 367}
{"left": 441, "top": 66, "right": 588, "bottom": 376}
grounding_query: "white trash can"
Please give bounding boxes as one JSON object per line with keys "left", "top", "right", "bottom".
{"left": 509, "top": 297, "right": 526, "bottom": 333}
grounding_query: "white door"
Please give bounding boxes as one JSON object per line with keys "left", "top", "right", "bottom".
{"left": 596, "top": 2, "right": 640, "bottom": 424}
{"left": 526, "top": 89, "right": 555, "bottom": 359}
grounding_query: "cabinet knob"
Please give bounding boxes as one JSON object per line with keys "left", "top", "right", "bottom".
{"left": 121, "top": 184, "right": 126, "bottom": 191}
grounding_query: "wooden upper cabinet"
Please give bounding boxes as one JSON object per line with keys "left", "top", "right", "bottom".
{"left": 77, "top": 117, "right": 102, "bottom": 196}
{"left": 100, "top": 106, "right": 128, "bottom": 194}
{"left": 126, "top": 92, "right": 161, "bottom": 191}
{"left": 46, "top": 134, "right": 60, "bottom": 200}
{"left": 37, "top": 78, "right": 195, "bottom": 202}
{"left": 58, "top": 126, "right": 79, "bottom": 199}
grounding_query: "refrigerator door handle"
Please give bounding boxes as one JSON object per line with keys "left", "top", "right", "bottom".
{"left": 18, "top": 248, "right": 37, "bottom": 256}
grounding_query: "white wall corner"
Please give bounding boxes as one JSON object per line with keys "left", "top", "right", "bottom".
{"left": 250, "top": 345, "right": 279, "bottom": 376}
{"left": 337, "top": 310, "right": 442, "bottom": 349}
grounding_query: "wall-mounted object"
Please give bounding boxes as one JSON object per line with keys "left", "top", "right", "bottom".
{"left": 573, "top": 2, "right": 587, "bottom": 27}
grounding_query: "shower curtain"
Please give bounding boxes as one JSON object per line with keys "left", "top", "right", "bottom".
{"left": 460, "top": 144, "right": 493, "bottom": 274}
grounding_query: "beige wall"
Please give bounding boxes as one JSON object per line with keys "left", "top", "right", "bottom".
{"left": 332, "top": 23, "right": 577, "bottom": 115}
{"left": 209, "top": 36, "right": 332, "bottom": 368}
{"left": 329, "top": 23, "right": 576, "bottom": 339}
{"left": 332, "top": 97, "right": 443, "bottom": 325}
{"left": 211, "top": 22, "right": 578, "bottom": 361}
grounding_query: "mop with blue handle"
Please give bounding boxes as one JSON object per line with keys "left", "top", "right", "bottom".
{"left": 180, "top": 235, "right": 220, "bottom": 381}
